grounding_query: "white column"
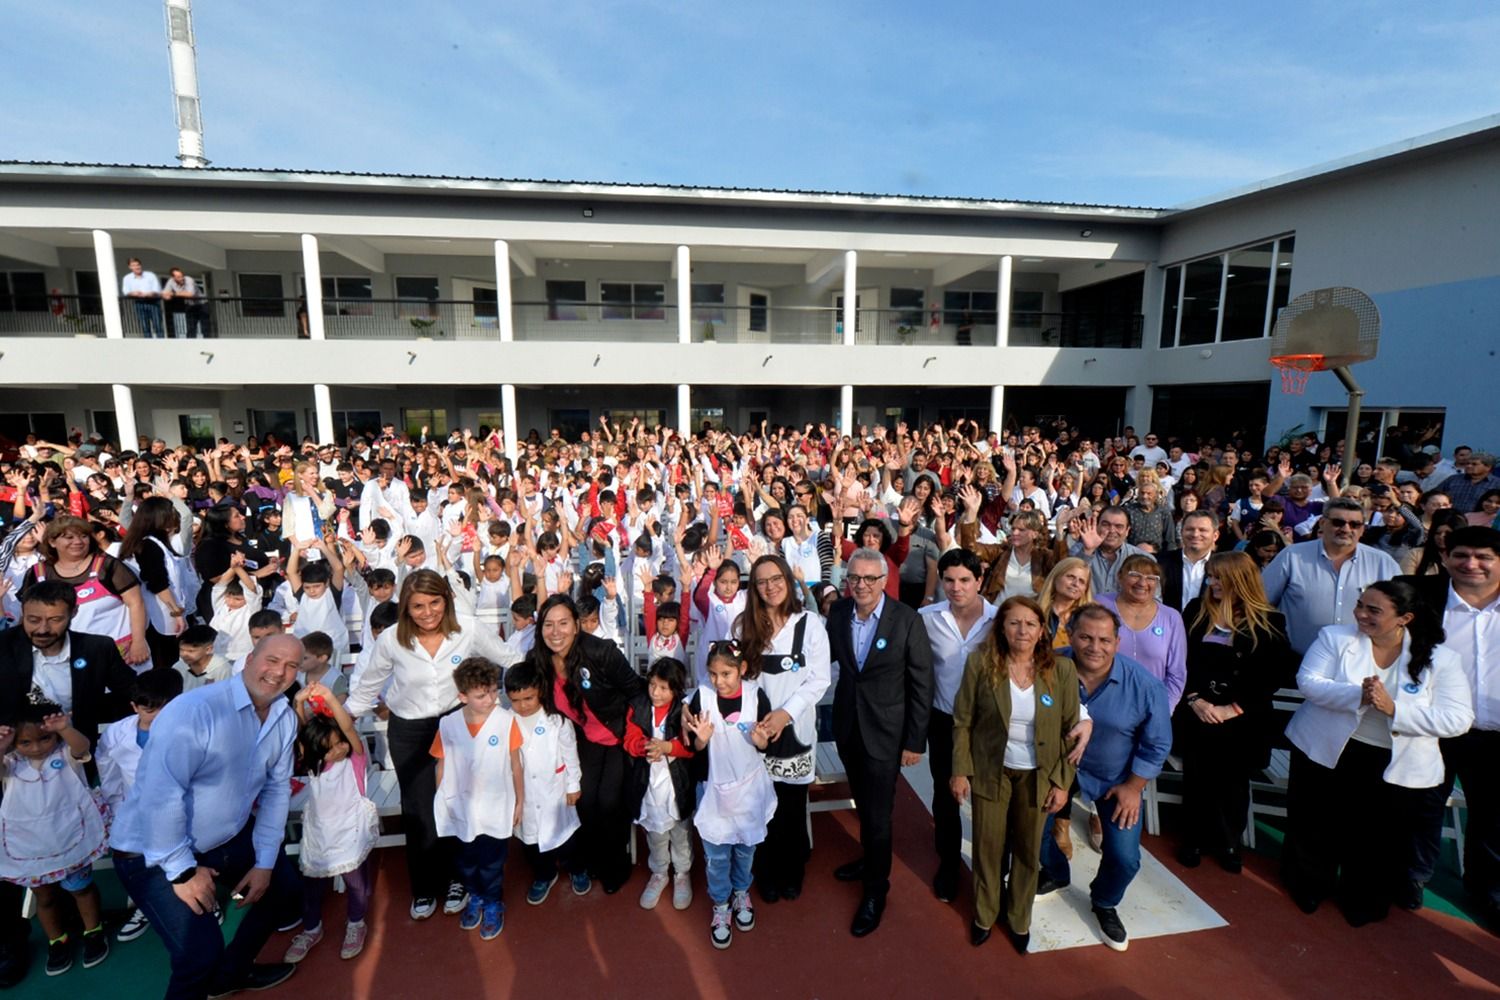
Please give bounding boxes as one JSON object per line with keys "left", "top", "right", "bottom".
{"left": 501, "top": 384, "right": 519, "bottom": 461}
{"left": 996, "top": 254, "right": 1013, "bottom": 347}
{"left": 841, "top": 250, "right": 857, "bottom": 346}
{"left": 92, "top": 230, "right": 124, "bottom": 339}
{"left": 111, "top": 384, "right": 139, "bottom": 451}
{"left": 494, "top": 239, "right": 515, "bottom": 343}
{"left": 677, "top": 384, "right": 691, "bottom": 438}
{"left": 313, "top": 384, "right": 335, "bottom": 445}
{"left": 676, "top": 246, "right": 691, "bottom": 344}
{"left": 300, "top": 234, "right": 326, "bottom": 340}
{"left": 840, "top": 385, "right": 854, "bottom": 436}
{"left": 989, "top": 385, "right": 1005, "bottom": 436}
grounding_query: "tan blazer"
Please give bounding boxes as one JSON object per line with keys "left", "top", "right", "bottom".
{"left": 951, "top": 651, "right": 1080, "bottom": 801}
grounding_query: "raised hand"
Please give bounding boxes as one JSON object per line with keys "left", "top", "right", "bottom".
{"left": 897, "top": 496, "right": 920, "bottom": 527}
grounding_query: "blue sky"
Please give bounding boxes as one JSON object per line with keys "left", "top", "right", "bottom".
{"left": 3, "top": 1, "right": 1498, "bottom": 207}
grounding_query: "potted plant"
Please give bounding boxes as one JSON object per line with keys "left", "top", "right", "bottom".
{"left": 896, "top": 323, "right": 917, "bottom": 345}
{"left": 409, "top": 317, "right": 440, "bottom": 340}
{"left": 702, "top": 320, "right": 716, "bottom": 343}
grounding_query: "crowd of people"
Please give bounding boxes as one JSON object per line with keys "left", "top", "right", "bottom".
{"left": 0, "top": 410, "right": 1496, "bottom": 997}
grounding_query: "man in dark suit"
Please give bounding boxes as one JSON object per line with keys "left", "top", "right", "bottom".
{"left": 0, "top": 579, "right": 136, "bottom": 987}
{"left": 1157, "top": 510, "right": 1219, "bottom": 612}
{"left": 827, "top": 547, "right": 934, "bottom": 937}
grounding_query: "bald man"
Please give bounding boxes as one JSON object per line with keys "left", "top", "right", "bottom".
{"left": 111, "top": 635, "right": 304, "bottom": 999}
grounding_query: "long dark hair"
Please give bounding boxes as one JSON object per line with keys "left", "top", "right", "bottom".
{"left": 1365, "top": 579, "right": 1444, "bottom": 682}
{"left": 735, "top": 554, "right": 802, "bottom": 659}
{"left": 1414, "top": 510, "right": 1469, "bottom": 578}
{"left": 119, "top": 496, "right": 181, "bottom": 559}
{"left": 199, "top": 503, "right": 244, "bottom": 542}
{"left": 296, "top": 714, "right": 348, "bottom": 777}
{"left": 526, "top": 594, "right": 586, "bottom": 717}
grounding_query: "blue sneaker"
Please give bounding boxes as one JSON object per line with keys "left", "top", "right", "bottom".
{"left": 571, "top": 872, "right": 593, "bottom": 896}
{"left": 527, "top": 874, "right": 558, "bottom": 905}
{"left": 479, "top": 901, "right": 505, "bottom": 941}
{"left": 458, "top": 894, "right": 484, "bottom": 931}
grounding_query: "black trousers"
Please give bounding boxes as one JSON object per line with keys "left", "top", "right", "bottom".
{"left": 147, "top": 624, "right": 181, "bottom": 673}
{"left": 1414, "top": 730, "right": 1500, "bottom": 907}
{"left": 838, "top": 726, "right": 902, "bottom": 898}
{"left": 524, "top": 832, "right": 583, "bottom": 882}
{"left": 575, "top": 735, "right": 633, "bottom": 886}
{"left": 0, "top": 881, "right": 26, "bottom": 955}
{"left": 1179, "top": 722, "right": 1255, "bottom": 853}
{"left": 755, "top": 782, "right": 811, "bottom": 891}
{"left": 388, "top": 713, "right": 455, "bottom": 900}
{"left": 926, "top": 709, "right": 962, "bottom": 875}
{"left": 1282, "top": 743, "right": 1431, "bottom": 922}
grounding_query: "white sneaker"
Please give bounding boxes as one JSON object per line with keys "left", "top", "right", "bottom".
{"left": 710, "top": 904, "right": 732, "bottom": 950}
{"left": 409, "top": 897, "right": 438, "bottom": 921}
{"left": 117, "top": 907, "right": 150, "bottom": 942}
{"left": 283, "top": 924, "right": 323, "bottom": 963}
{"left": 443, "top": 882, "right": 469, "bottom": 915}
{"left": 639, "top": 872, "right": 669, "bottom": 910}
{"left": 340, "top": 920, "right": 368, "bottom": 960}
{"left": 730, "top": 889, "right": 755, "bottom": 932}
{"left": 671, "top": 873, "right": 693, "bottom": 911}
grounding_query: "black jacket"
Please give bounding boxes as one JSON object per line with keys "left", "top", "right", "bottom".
{"left": 0, "top": 628, "right": 136, "bottom": 746}
{"left": 827, "top": 597, "right": 934, "bottom": 761}
{"left": 555, "top": 633, "right": 645, "bottom": 742}
{"left": 624, "top": 696, "right": 695, "bottom": 822}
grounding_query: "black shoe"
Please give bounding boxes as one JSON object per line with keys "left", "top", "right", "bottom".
{"left": 1176, "top": 845, "right": 1202, "bottom": 868}
{"left": 969, "top": 922, "right": 991, "bottom": 947}
{"left": 850, "top": 895, "right": 885, "bottom": 937}
{"left": 1395, "top": 880, "right": 1425, "bottom": 911}
{"left": 834, "top": 859, "right": 865, "bottom": 883}
{"left": 0, "top": 943, "right": 31, "bottom": 988}
{"left": 1092, "top": 906, "right": 1129, "bottom": 952}
{"left": 1008, "top": 928, "right": 1031, "bottom": 955}
{"left": 45, "top": 938, "right": 72, "bottom": 977}
{"left": 207, "top": 962, "right": 296, "bottom": 998}
{"left": 1035, "top": 874, "right": 1069, "bottom": 897}
{"left": 779, "top": 881, "right": 802, "bottom": 901}
{"left": 758, "top": 882, "right": 781, "bottom": 904}
{"left": 1291, "top": 890, "right": 1321, "bottom": 915}
{"left": 933, "top": 866, "right": 960, "bottom": 903}
{"left": 601, "top": 869, "right": 630, "bottom": 895}
{"left": 80, "top": 929, "right": 109, "bottom": 969}
{"left": 1215, "top": 848, "right": 1243, "bottom": 875}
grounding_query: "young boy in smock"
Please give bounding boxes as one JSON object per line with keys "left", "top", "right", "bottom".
{"left": 431, "top": 657, "right": 524, "bottom": 940}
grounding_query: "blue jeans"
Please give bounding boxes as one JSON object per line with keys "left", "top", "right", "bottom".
{"left": 456, "top": 834, "right": 508, "bottom": 905}
{"left": 702, "top": 840, "right": 755, "bottom": 905}
{"left": 1040, "top": 793, "right": 1143, "bottom": 910}
{"left": 113, "top": 823, "right": 302, "bottom": 1000}
{"left": 133, "top": 299, "right": 165, "bottom": 337}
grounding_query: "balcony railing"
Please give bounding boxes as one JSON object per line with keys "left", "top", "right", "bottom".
{"left": 0, "top": 296, "right": 1141, "bottom": 347}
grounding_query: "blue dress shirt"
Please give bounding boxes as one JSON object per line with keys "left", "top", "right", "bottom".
{"left": 1261, "top": 539, "right": 1400, "bottom": 654}
{"left": 850, "top": 595, "right": 886, "bottom": 671}
{"left": 1071, "top": 652, "right": 1173, "bottom": 802}
{"left": 110, "top": 673, "right": 296, "bottom": 879}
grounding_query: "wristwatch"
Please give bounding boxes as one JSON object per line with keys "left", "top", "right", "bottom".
{"left": 171, "top": 866, "right": 199, "bottom": 885}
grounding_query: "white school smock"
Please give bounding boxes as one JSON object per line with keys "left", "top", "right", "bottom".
{"left": 692, "top": 682, "right": 777, "bottom": 847}
{"left": 0, "top": 747, "right": 108, "bottom": 885}
{"left": 299, "top": 754, "right": 379, "bottom": 878}
{"left": 433, "top": 708, "right": 520, "bottom": 842}
{"left": 291, "top": 586, "right": 349, "bottom": 661}
{"left": 126, "top": 535, "right": 187, "bottom": 637}
{"left": 742, "top": 610, "right": 831, "bottom": 786}
{"left": 96, "top": 716, "right": 144, "bottom": 812}
{"left": 516, "top": 709, "right": 582, "bottom": 851}
{"left": 638, "top": 704, "right": 680, "bottom": 833}
{"left": 693, "top": 588, "right": 746, "bottom": 688}
{"left": 345, "top": 624, "right": 522, "bottom": 719}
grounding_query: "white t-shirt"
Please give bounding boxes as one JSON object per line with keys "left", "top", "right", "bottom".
{"left": 1003, "top": 679, "right": 1038, "bottom": 769}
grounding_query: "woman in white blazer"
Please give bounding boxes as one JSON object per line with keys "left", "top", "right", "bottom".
{"left": 1282, "top": 579, "right": 1473, "bottom": 926}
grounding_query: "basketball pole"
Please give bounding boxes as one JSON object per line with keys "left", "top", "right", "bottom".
{"left": 1331, "top": 365, "right": 1363, "bottom": 489}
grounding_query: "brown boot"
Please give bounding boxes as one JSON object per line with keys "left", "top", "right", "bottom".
{"left": 1052, "top": 816, "right": 1074, "bottom": 861}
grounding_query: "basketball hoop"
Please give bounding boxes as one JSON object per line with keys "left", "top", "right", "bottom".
{"left": 1271, "top": 353, "right": 1324, "bottom": 395}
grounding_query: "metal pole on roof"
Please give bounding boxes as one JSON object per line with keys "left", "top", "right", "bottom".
{"left": 164, "top": 0, "right": 209, "bottom": 167}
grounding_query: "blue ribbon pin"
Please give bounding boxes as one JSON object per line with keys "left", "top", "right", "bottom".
{"left": 488, "top": 735, "right": 500, "bottom": 746}
{"left": 534, "top": 725, "right": 546, "bottom": 735}
{"left": 1152, "top": 626, "right": 1165, "bottom": 636}
{"left": 736, "top": 722, "right": 750, "bottom": 733}
{"left": 1040, "top": 693, "right": 1054, "bottom": 707}
{"left": 50, "top": 758, "right": 64, "bottom": 769}
{"left": 450, "top": 654, "right": 462, "bottom": 664}
{"left": 72, "top": 658, "right": 88, "bottom": 670}
{"left": 1403, "top": 682, "right": 1421, "bottom": 694}
{"left": 875, "top": 638, "right": 888, "bottom": 651}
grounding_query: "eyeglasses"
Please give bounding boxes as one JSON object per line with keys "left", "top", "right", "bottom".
{"left": 1325, "top": 518, "right": 1364, "bottom": 529}
{"left": 847, "top": 573, "right": 886, "bottom": 587}
{"left": 1122, "top": 571, "right": 1160, "bottom": 583}
{"left": 753, "top": 576, "right": 787, "bottom": 589}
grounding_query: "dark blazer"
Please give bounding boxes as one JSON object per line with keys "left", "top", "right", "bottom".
{"left": 556, "top": 632, "right": 646, "bottom": 743}
{"left": 827, "top": 596, "right": 934, "bottom": 761}
{"left": 1157, "top": 549, "right": 1189, "bottom": 612}
{"left": 0, "top": 628, "right": 136, "bottom": 746}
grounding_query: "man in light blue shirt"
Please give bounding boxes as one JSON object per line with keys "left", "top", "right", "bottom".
{"left": 1261, "top": 497, "right": 1400, "bottom": 653}
{"left": 111, "top": 635, "right": 303, "bottom": 999}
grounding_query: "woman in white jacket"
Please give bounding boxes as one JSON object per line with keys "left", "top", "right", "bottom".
{"left": 1282, "top": 579, "right": 1473, "bottom": 926}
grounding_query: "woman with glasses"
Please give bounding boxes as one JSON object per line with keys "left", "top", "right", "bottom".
{"left": 1175, "top": 552, "right": 1291, "bottom": 872}
{"left": 1096, "top": 554, "right": 1187, "bottom": 711}
{"left": 734, "top": 554, "right": 831, "bottom": 902}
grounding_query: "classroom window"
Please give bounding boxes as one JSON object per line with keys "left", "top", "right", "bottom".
{"left": 890, "top": 287, "right": 925, "bottom": 326}
{"left": 0, "top": 272, "right": 47, "bottom": 312}
{"left": 402, "top": 408, "right": 449, "bottom": 441}
{"left": 545, "top": 280, "right": 588, "bottom": 321}
{"left": 601, "top": 281, "right": 666, "bottom": 321}
{"left": 394, "top": 276, "right": 440, "bottom": 318}
{"left": 238, "top": 273, "right": 286, "bottom": 318}
{"left": 691, "top": 283, "right": 726, "bottom": 324}
{"left": 942, "top": 289, "right": 997, "bottom": 326}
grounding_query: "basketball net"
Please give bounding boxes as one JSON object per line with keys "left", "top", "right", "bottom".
{"left": 1271, "top": 354, "right": 1323, "bottom": 395}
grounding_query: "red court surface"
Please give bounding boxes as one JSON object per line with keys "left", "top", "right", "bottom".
{"left": 261, "top": 780, "right": 1500, "bottom": 1000}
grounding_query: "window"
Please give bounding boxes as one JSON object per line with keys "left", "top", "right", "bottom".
{"left": 333, "top": 410, "right": 383, "bottom": 445}
{"left": 75, "top": 271, "right": 102, "bottom": 316}
{"left": 474, "top": 412, "right": 504, "bottom": 437}
{"left": 178, "top": 414, "right": 217, "bottom": 450}
{"left": 601, "top": 281, "right": 665, "bottom": 321}
{"left": 402, "top": 408, "right": 448, "bottom": 441}
{"left": 394, "top": 276, "right": 439, "bottom": 318}
{"left": 547, "top": 408, "right": 590, "bottom": 440}
{"left": 690, "top": 408, "right": 726, "bottom": 431}
{"left": 469, "top": 287, "right": 499, "bottom": 328}
{"left": 942, "top": 290, "right": 997, "bottom": 325}
{"left": 748, "top": 292, "right": 769, "bottom": 333}
{"left": 88, "top": 410, "right": 118, "bottom": 447}
{"left": 890, "top": 287, "right": 925, "bottom": 327}
{"left": 691, "top": 283, "right": 725, "bottom": 324}
{"left": 238, "top": 273, "right": 286, "bottom": 318}
{"left": 318, "top": 276, "right": 373, "bottom": 317}
{"left": 1160, "top": 234, "right": 1294, "bottom": 347}
{"left": 0, "top": 272, "right": 47, "bottom": 312}
{"left": 1178, "top": 257, "right": 1223, "bottom": 346}
{"left": 1221, "top": 242, "right": 1275, "bottom": 342}
{"left": 250, "top": 410, "right": 298, "bottom": 444}
{"left": 545, "top": 280, "right": 587, "bottom": 321}
{"left": 604, "top": 408, "right": 668, "bottom": 429}
{"left": 0, "top": 411, "right": 66, "bottom": 443}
